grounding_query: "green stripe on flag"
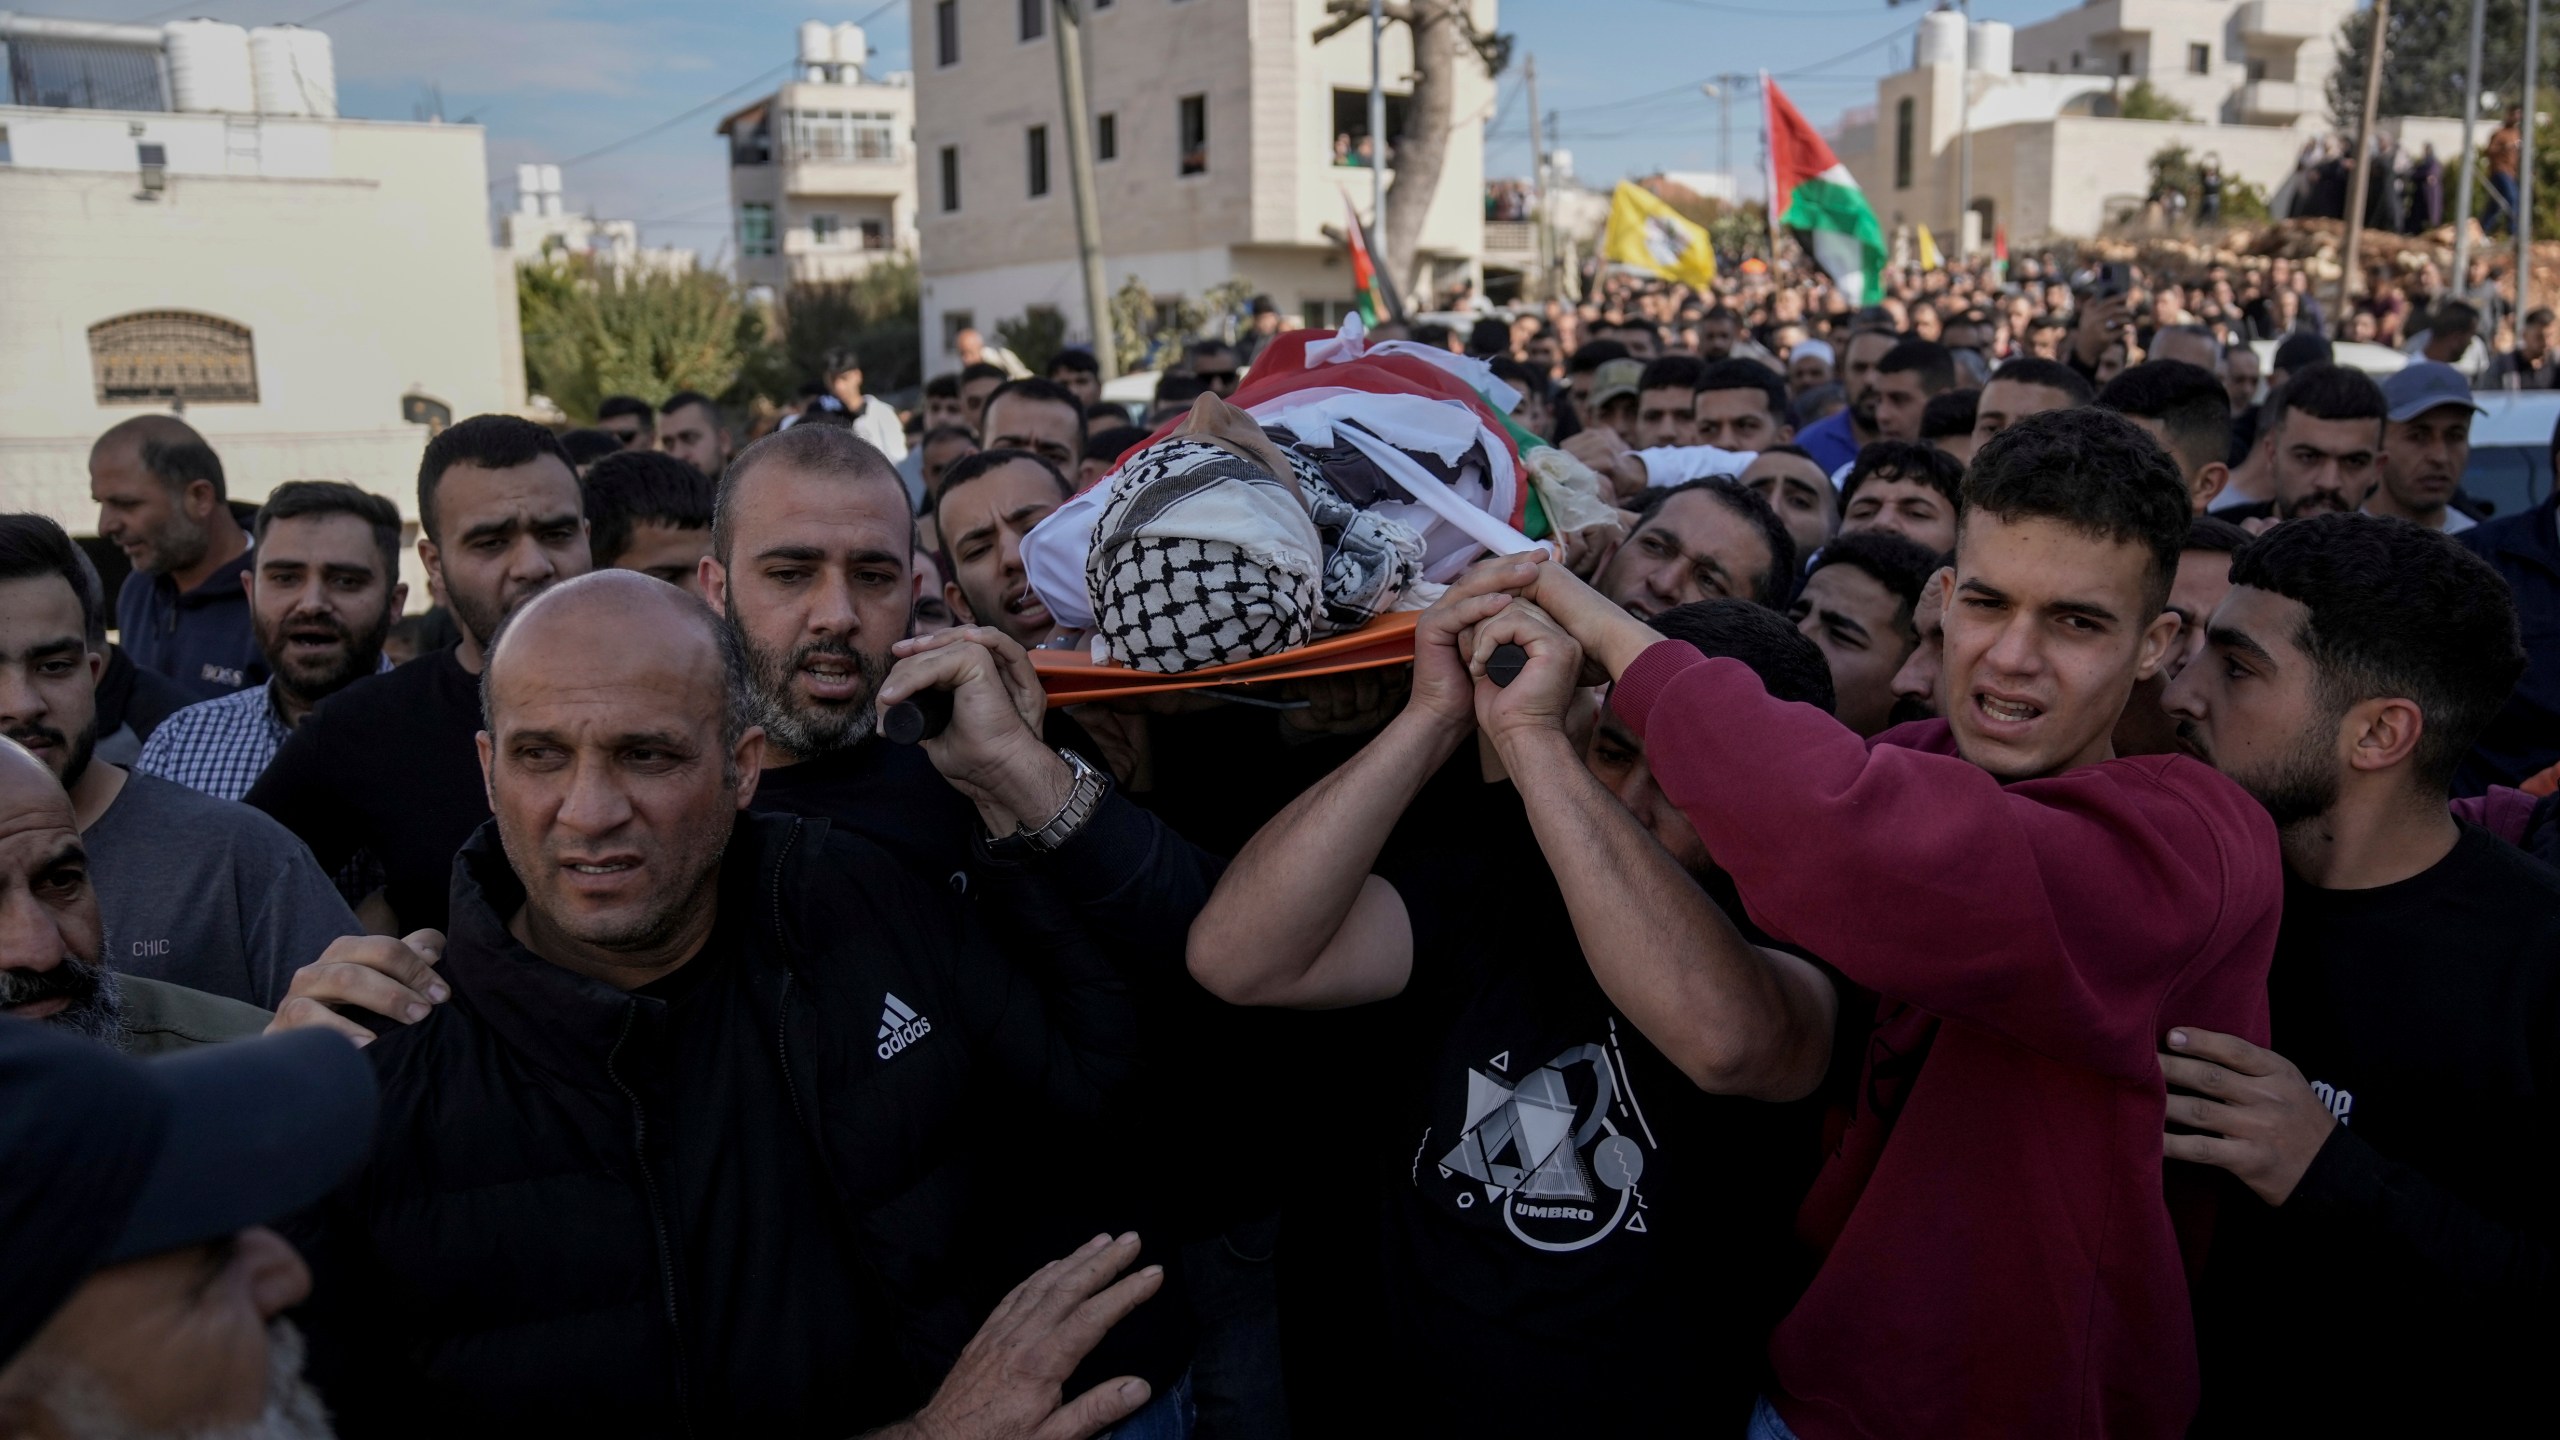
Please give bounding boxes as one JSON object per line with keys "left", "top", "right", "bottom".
{"left": 1781, "top": 176, "right": 1887, "bottom": 300}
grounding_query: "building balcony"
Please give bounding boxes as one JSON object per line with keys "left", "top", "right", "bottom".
{"left": 2238, "top": 0, "right": 2324, "bottom": 44}
{"left": 1483, "top": 219, "right": 1536, "bottom": 259}
{"left": 2237, "top": 77, "right": 2317, "bottom": 122}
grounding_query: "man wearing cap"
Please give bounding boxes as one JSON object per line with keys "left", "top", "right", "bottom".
{"left": 2363, "top": 362, "right": 2483, "bottom": 534}
{"left": 0, "top": 1019, "right": 373, "bottom": 1438}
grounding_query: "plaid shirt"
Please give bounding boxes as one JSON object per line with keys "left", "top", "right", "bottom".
{"left": 133, "top": 682, "right": 294, "bottom": 802}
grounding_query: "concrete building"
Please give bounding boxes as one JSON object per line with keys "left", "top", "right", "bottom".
{"left": 719, "top": 20, "right": 919, "bottom": 295}
{"left": 907, "top": 0, "right": 1493, "bottom": 370}
{"left": 1832, "top": 0, "right": 2463, "bottom": 243}
{"left": 0, "top": 12, "right": 522, "bottom": 585}
{"left": 503, "top": 163, "right": 696, "bottom": 275}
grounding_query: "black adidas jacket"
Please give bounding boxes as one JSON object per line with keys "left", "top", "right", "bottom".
{"left": 290, "top": 812, "right": 1146, "bottom": 1437}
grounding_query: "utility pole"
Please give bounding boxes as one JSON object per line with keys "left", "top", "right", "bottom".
{"left": 2452, "top": 0, "right": 2487, "bottom": 290}
{"left": 2523, "top": 0, "right": 2542, "bottom": 316}
{"left": 2338, "top": 0, "right": 2389, "bottom": 321}
{"left": 1369, "top": 0, "right": 1388, "bottom": 275}
{"left": 1526, "top": 53, "right": 1553, "bottom": 301}
{"left": 1052, "top": 0, "right": 1116, "bottom": 377}
{"left": 1956, "top": 0, "right": 1973, "bottom": 259}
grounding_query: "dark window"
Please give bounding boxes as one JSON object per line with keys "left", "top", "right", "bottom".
{"left": 1894, "top": 96, "right": 1914, "bottom": 190}
{"left": 729, "top": 112, "right": 773, "bottom": 165}
{"left": 1019, "top": 0, "right": 1045, "bottom": 42}
{"left": 859, "top": 218, "right": 888, "bottom": 250}
{"left": 1330, "top": 88, "right": 1410, "bottom": 166}
{"left": 939, "top": 144, "right": 961, "bottom": 212}
{"left": 1096, "top": 111, "right": 1117, "bottom": 161}
{"left": 2246, "top": 57, "right": 2268, "bottom": 82}
{"left": 739, "top": 203, "right": 775, "bottom": 256}
{"left": 7, "top": 37, "right": 166, "bottom": 110}
{"left": 2118, "top": 51, "right": 2134, "bottom": 75}
{"left": 1027, "top": 124, "right": 1050, "bottom": 196}
{"left": 811, "top": 213, "right": 842, "bottom": 243}
{"left": 936, "top": 0, "right": 960, "bottom": 66}
{"left": 1178, "top": 94, "right": 1207, "bottom": 175}
{"left": 89, "top": 312, "right": 257, "bottom": 405}
{"left": 2188, "top": 43, "right": 2211, "bottom": 75}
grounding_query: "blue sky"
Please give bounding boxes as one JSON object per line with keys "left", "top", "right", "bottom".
{"left": 41, "top": 0, "right": 2074, "bottom": 260}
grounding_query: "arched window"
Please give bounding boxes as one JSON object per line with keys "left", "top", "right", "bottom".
{"left": 87, "top": 311, "right": 258, "bottom": 405}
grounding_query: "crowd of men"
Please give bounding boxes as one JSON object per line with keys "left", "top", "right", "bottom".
{"left": 4, "top": 243, "right": 2557, "bottom": 1440}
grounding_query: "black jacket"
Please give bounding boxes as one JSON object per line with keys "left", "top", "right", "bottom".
{"left": 292, "top": 812, "right": 1143, "bottom": 1437}
{"left": 2460, "top": 491, "right": 2560, "bottom": 792}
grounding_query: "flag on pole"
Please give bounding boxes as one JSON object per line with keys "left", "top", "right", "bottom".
{"left": 1763, "top": 74, "right": 1886, "bottom": 306}
{"left": 1344, "top": 194, "right": 1404, "bottom": 326}
{"left": 1915, "top": 224, "right": 1944, "bottom": 272}
{"left": 1600, "top": 181, "right": 1720, "bottom": 290}
{"left": 1992, "top": 222, "right": 2010, "bottom": 284}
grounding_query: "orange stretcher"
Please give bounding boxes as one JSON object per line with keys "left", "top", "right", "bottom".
{"left": 1029, "top": 613, "right": 1420, "bottom": 707}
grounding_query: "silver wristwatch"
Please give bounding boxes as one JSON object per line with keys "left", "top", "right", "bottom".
{"left": 1018, "top": 748, "right": 1106, "bottom": 854}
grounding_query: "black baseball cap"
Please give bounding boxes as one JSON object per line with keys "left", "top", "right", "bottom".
{"left": 0, "top": 1023, "right": 375, "bottom": 1366}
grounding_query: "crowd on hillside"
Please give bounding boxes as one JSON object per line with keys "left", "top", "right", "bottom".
{"left": 5, "top": 216, "right": 2558, "bottom": 1440}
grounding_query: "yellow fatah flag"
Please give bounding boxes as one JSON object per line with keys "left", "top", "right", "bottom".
{"left": 1602, "top": 181, "right": 1718, "bottom": 289}
{"left": 1915, "top": 223, "right": 1943, "bottom": 272}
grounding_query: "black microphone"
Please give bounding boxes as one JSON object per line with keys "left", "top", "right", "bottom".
{"left": 882, "top": 688, "right": 954, "bottom": 745}
{"left": 1485, "top": 642, "right": 1529, "bottom": 688}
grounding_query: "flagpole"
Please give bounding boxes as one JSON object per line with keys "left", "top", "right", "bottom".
{"left": 1760, "top": 72, "right": 1781, "bottom": 266}
{"left": 1369, "top": 0, "right": 1388, "bottom": 280}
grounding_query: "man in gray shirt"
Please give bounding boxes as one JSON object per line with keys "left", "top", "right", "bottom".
{"left": 0, "top": 515, "right": 358, "bottom": 1009}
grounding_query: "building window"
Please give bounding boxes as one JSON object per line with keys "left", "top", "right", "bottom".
{"left": 860, "top": 218, "right": 888, "bottom": 250}
{"left": 939, "top": 144, "right": 961, "bottom": 211}
{"left": 936, "top": 0, "right": 959, "bottom": 65}
{"left": 7, "top": 36, "right": 167, "bottom": 111}
{"left": 1893, "top": 97, "right": 1914, "bottom": 190}
{"left": 1331, "top": 89, "right": 1409, "bottom": 166}
{"left": 739, "top": 202, "right": 775, "bottom": 256}
{"left": 812, "top": 213, "right": 843, "bottom": 244}
{"left": 729, "top": 111, "right": 773, "bottom": 165}
{"left": 943, "top": 310, "right": 976, "bottom": 352}
{"left": 2188, "top": 43, "right": 2210, "bottom": 75}
{"left": 1019, "top": 0, "right": 1045, "bottom": 42}
{"left": 2070, "top": 50, "right": 2081, "bottom": 70}
{"left": 1027, "top": 124, "right": 1051, "bottom": 196}
{"left": 2246, "top": 57, "right": 2268, "bottom": 82}
{"left": 1096, "top": 112, "right": 1117, "bottom": 162}
{"left": 790, "top": 109, "right": 898, "bottom": 161}
{"left": 1178, "top": 94, "right": 1207, "bottom": 175}
{"left": 88, "top": 311, "right": 258, "bottom": 405}
{"left": 2118, "top": 52, "right": 2134, "bottom": 75}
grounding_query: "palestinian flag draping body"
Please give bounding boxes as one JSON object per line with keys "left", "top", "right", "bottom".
{"left": 1343, "top": 194, "right": 1404, "bottom": 325}
{"left": 1764, "top": 74, "right": 1886, "bottom": 306}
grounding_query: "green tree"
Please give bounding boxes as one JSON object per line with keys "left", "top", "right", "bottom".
{"left": 2329, "top": 0, "right": 2542, "bottom": 132}
{"left": 2118, "top": 80, "right": 2196, "bottom": 122}
{"left": 518, "top": 259, "right": 748, "bottom": 422}
{"left": 1105, "top": 275, "right": 1257, "bottom": 374}
{"left": 759, "top": 256, "right": 923, "bottom": 395}
{"left": 996, "top": 308, "right": 1070, "bottom": 375}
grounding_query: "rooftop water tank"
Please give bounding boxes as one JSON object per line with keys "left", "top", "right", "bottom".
{"left": 249, "top": 25, "right": 336, "bottom": 117}
{"left": 1916, "top": 8, "right": 1967, "bottom": 70}
{"left": 165, "top": 18, "right": 256, "bottom": 114}
{"left": 834, "top": 22, "right": 868, "bottom": 78}
{"left": 1969, "top": 20, "right": 2013, "bottom": 75}
{"left": 799, "top": 19, "right": 835, "bottom": 79}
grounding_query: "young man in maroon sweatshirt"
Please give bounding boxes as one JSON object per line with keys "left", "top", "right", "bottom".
{"left": 1503, "top": 405, "right": 2282, "bottom": 1440}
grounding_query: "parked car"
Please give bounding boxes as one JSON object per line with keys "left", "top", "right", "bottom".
{"left": 2460, "top": 390, "right": 2560, "bottom": 522}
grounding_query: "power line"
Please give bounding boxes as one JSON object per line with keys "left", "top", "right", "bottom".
{"left": 553, "top": 62, "right": 795, "bottom": 169}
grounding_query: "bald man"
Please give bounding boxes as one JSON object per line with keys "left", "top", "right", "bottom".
{"left": 88, "top": 416, "right": 262, "bottom": 698}
{"left": 0, "top": 737, "right": 269, "bottom": 1052}
{"left": 286, "top": 571, "right": 1174, "bottom": 1439}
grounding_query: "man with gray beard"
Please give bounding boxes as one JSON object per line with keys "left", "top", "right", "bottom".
{"left": 0, "top": 1014, "right": 370, "bottom": 1440}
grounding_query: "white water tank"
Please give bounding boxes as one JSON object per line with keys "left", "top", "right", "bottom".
{"left": 834, "top": 22, "right": 868, "bottom": 78}
{"left": 1916, "top": 8, "right": 1967, "bottom": 69}
{"left": 1969, "top": 20, "right": 2013, "bottom": 75}
{"left": 539, "top": 162, "right": 563, "bottom": 216}
{"left": 250, "top": 25, "right": 336, "bottom": 116}
{"left": 799, "top": 19, "right": 835, "bottom": 79}
{"left": 165, "top": 19, "right": 256, "bottom": 114}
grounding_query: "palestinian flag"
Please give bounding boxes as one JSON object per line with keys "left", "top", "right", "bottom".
{"left": 1764, "top": 74, "right": 1886, "bottom": 306}
{"left": 1344, "top": 193, "right": 1404, "bottom": 325}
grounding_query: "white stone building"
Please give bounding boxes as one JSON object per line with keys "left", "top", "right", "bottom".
{"left": 907, "top": 0, "right": 1494, "bottom": 370}
{"left": 0, "top": 13, "right": 523, "bottom": 570}
{"left": 719, "top": 20, "right": 920, "bottom": 295}
{"left": 1831, "top": 1, "right": 2467, "bottom": 243}
{"left": 503, "top": 163, "right": 697, "bottom": 276}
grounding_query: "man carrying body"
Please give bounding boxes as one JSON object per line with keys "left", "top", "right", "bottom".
{"left": 2164, "top": 514, "right": 2554, "bottom": 1433}
{"left": 1512, "top": 405, "right": 2281, "bottom": 1440}
{"left": 89, "top": 416, "right": 262, "bottom": 698}
{"left": 935, "top": 450, "right": 1070, "bottom": 649}
{"left": 1837, "top": 441, "right": 1962, "bottom": 554}
{"left": 249, "top": 416, "right": 592, "bottom": 933}
{"left": 1189, "top": 590, "right": 1840, "bottom": 1434}
{"left": 2360, "top": 361, "right": 2481, "bottom": 534}
{"left": 655, "top": 390, "right": 733, "bottom": 478}
{"left": 1740, "top": 446, "right": 1837, "bottom": 566}
{"left": 1593, "top": 479, "right": 1795, "bottom": 618}
{"left": 0, "top": 516, "right": 357, "bottom": 1010}
{"left": 138, "top": 483, "right": 407, "bottom": 803}
{"left": 1789, "top": 530, "right": 1938, "bottom": 737}
{"left": 581, "top": 449, "right": 717, "bottom": 595}
{"left": 2217, "top": 365, "right": 2386, "bottom": 525}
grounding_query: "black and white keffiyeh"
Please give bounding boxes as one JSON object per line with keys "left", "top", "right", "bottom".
{"left": 1086, "top": 438, "right": 1324, "bottom": 673}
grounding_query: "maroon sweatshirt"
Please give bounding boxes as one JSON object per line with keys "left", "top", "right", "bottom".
{"left": 1611, "top": 642, "right": 2280, "bottom": 1440}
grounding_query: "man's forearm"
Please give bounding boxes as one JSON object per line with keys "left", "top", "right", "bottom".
{"left": 1502, "top": 728, "right": 1834, "bottom": 1101}
{"left": 1189, "top": 709, "right": 1459, "bottom": 1000}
